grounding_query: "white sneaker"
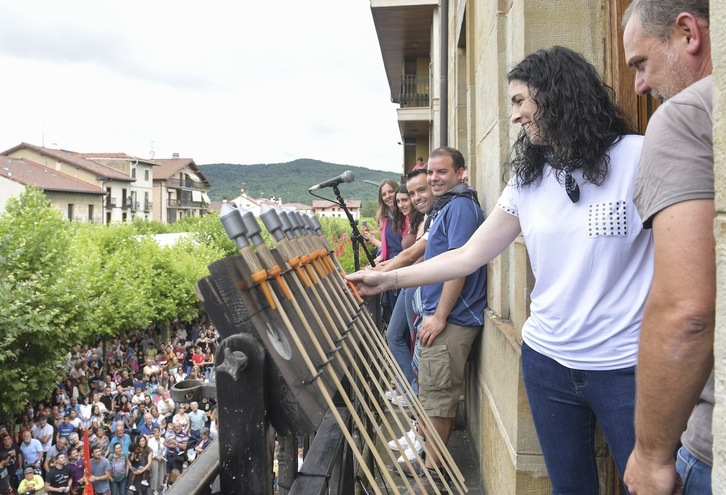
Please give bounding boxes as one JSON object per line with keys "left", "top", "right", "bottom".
{"left": 384, "top": 390, "right": 410, "bottom": 408}
{"left": 388, "top": 429, "right": 423, "bottom": 454}
{"left": 397, "top": 447, "right": 422, "bottom": 478}
{"left": 129, "top": 486, "right": 137, "bottom": 492}
{"left": 141, "top": 480, "right": 149, "bottom": 486}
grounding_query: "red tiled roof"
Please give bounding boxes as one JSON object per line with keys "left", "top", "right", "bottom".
{"left": 0, "top": 156, "right": 106, "bottom": 194}
{"left": 1, "top": 143, "right": 133, "bottom": 182}
{"left": 153, "top": 158, "right": 210, "bottom": 183}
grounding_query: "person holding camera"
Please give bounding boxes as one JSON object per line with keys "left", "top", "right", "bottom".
{"left": 0, "top": 434, "right": 22, "bottom": 490}
{"left": 0, "top": 451, "right": 16, "bottom": 495}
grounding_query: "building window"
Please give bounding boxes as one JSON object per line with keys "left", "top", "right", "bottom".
{"left": 132, "top": 168, "right": 137, "bottom": 179}
{"left": 145, "top": 169, "right": 150, "bottom": 181}
{"left": 67, "top": 204, "right": 74, "bottom": 220}
{"left": 88, "top": 204, "right": 94, "bottom": 221}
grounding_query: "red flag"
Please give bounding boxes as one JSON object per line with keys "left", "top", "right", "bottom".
{"left": 83, "top": 428, "right": 94, "bottom": 495}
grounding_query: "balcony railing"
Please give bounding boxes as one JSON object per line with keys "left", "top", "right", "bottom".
{"left": 106, "top": 197, "right": 117, "bottom": 208}
{"left": 167, "top": 198, "right": 208, "bottom": 208}
{"left": 144, "top": 201, "right": 152, "bottom": 212}
{"left": 399, "top": 75, "right": 429, "bottom": 108}
{"left": 165, "top": 177, "right": 210, "bottom": 189}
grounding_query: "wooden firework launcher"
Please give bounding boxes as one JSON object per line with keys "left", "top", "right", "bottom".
{"left": 168, "top": 204, "right": 468, "bottom": 494}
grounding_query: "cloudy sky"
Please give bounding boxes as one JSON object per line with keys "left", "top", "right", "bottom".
{"left": 0, "top": 1, "right": 404, "bottom": 173}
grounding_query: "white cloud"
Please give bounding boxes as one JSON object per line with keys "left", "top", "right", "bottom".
{"left": 0, "top": 0, "right": 403, "bottom": 172}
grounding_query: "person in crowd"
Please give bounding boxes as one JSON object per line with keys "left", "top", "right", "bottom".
{"left": 16, "top": 465, "right": 45, "bottom": 495}
{"left": 147, "top": 427, "right": 166, "bottom": 495}
{"left": 127, "top": 438, "right": 151, "bottom": 492}
{"left": 202, "top": 348, "right": 215, "bottom": 383}
{"left": 154, "top": 390, "right": 174, "bottom": 421}
{"left": 52, "top": 389, "right": 70, "bottom": 411}
{"left": 31, "top": 416, "right": 53, "bottom": 459}
{"left": 163, "top": 422, "right": 189, "bottom": 475}
{"left": 88, "top": 405, "right": 105, "bottom": 431}
{"left": 106, "top": 443, "right": 128, "bottom": 495}
{"left": 145, "top": 376, "right": 160, "bottom": 401}
{"left": 20, "top": 430, "right": 44, "bottom": 475}
{"left": 90, "top": 426, "right": 109, "bottom": 459}
{"left": 65, "top": 411, "right": 81, "bottom": 432}
{"left": 82, "top": 446, "right": 111, "bottom": 495}
{"left": 0, "top": 433, "right": 23, "bottom": 490}
{"left": 108, "top": 423, "right": 131, "bottom": 458}
{"left": 147, "top": 407, "right": 166, "bottom": 436}
{"left": 190, "top": 428, "right": 212, "bottom": 462}
{"left": 348, "top": 47, "right": 653, "bottom": 494}
{"left": 171, "top": 405, "right": 190, "bottom": 435}
{"left": 65, "top": 448, "right": 84, "bottom": 495}
{"left": 43, "top": 438, "right": 68, "bottom": 475}
{"left": 44, "top": 452, "right": 72, "bottom": 494}
{"left": 0, "top": 452, "right": 14, "bottom": 495}
{"left": 76, "top": 377, "right": 91, "bottom": 402}
{"left": 620, "top": 1, "right": 714, "bottom": 494}
{"left": 56, "top": 416, "right": 75, "bottom": 447}
{"left": 186, "top": 402, "right": 206, "bottom": 441}
{"left": 137, "top": 414, "right": 158, "bottom": 440}
{"left": 77, "top": 397, "right": 92, "bottom": 430}
{"left": 208, "top": 409, "right": 218, "bottom": 440}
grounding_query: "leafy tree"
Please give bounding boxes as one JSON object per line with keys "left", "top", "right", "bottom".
{"left": 0, "top": 188, "right": 93, "bottom": 420}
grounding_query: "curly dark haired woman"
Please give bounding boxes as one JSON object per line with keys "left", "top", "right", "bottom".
{"left": 348, "top": 46, "right": 654, "bottom": 494}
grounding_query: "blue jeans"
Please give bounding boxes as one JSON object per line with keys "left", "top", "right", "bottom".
{"left": 386, "top": 288, "right": 417, "bottom": 394}
{"left": 521, "top": 343, "right": 635, "bottom": 494}
{"left": 110, "top": 477, "right": 128, "bottom": 495}
{"left": 677, "top": 446, "right": 711, "bottom": 495}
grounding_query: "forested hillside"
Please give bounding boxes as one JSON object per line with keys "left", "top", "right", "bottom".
{"left": 199, "top": 159, "right": 401, "bottom": 206}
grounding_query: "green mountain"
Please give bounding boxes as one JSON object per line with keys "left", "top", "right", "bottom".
{"left": 199, "top": 159, "right": 401, "bottom": 207}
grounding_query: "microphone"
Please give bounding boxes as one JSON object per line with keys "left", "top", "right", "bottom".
{"left": 309, "top": 171, "right": 355, "bottom": 191}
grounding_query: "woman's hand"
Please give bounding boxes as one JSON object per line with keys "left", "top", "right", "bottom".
{"left": 346, "top": 270, "right": 394, "bottom": 296}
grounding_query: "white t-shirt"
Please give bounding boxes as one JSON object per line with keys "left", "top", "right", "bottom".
{"left": 497, "top": 135, "right": 653, "bottom": 370}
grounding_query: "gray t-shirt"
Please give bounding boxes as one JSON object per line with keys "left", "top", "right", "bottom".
{"left": 90, "top": 456, "right": 111, "bottom": 493}
{"left": 634, "top": 74, "right": 714, "bottom": 466}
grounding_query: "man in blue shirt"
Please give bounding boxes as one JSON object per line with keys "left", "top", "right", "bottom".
{"left": 416, "top": 147, "right": 487, "bottom": 488}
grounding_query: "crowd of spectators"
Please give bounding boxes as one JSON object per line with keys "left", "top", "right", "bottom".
{"left": 0, "top": 319, "right": 219, "bottom": 495}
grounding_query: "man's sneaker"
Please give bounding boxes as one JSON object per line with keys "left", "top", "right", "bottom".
{"left": 396, "top": 451, "right": 421, "bottom": 478}
{"left": 141, "top": 480, "right": 149, "bottom": 486}
{"left": 412, "top": 468, "right": 449, "bottom": 494}
{"left": 129, "top": 486, "right": 137, "bottom": 492}
{"left": 387, "top": 428, "right": 422, "bottom": 453}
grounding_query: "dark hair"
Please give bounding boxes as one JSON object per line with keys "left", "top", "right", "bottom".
{"left": 428, "top": 147, "right": 465, "bottom": 172}
{"left": 405, "top": 168, "right": 427, "bottom": 182}
{"left": 375, "top": 179, "right": 399, "bottom": 225}
{"left": 507, "top": 46, "right": 634, "bottom": 188}
{"left": 392, "top": 184, "right": 424, "bottom": 235}
{"left": 622, "top": 0, "right": 709, "bottom": 40}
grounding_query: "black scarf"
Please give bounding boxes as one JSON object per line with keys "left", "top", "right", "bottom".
{"left": 423, "top": 182, "right": 481, "bottom": 232}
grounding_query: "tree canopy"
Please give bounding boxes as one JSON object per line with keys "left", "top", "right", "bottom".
{"left": 0, "top": 188, "right": 367, "bottom": 419}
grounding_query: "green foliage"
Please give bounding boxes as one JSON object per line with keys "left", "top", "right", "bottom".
{"left": 0, "top": 188, "right": 91, "bottom": 417}
{"left": 0, "top": 187, "right": 369, "bottom": 418}
{"left": 0, "top": 190, "right": 238, "bottom": 418}
{"left": 199, "top": 159, "right": 399, "bottom": 209}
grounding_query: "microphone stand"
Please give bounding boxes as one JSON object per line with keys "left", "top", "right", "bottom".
{"left": 330, "top": 184, "right": 376, "bottom": 271}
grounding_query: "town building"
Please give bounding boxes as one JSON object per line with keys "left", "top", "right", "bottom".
{"left": 370, "top": 0, "right": 726, "bottom": 493}
{"left": 0, "top": 155, "right": 106, "bottom": 220}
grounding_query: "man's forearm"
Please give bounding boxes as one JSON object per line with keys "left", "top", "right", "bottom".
{"left": 633, "top": 200, "right": 716, "bottom": 460}
{"left": 377, "top": 238, "right": 426, "bottom": 272}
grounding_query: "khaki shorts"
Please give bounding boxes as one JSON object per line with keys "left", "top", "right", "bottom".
{"left": 418, "top": 319, "right": 481, "bottom": 418}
